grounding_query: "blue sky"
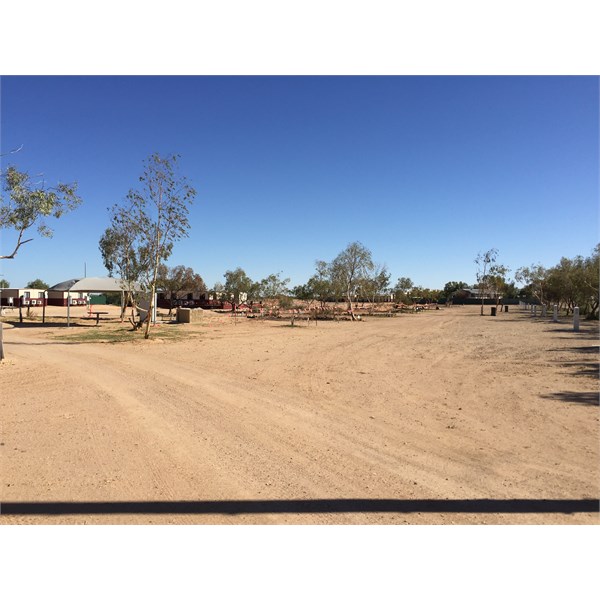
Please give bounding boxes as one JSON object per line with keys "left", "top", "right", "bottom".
{"left": 1, "top": 76, "right": 598, "bottom": 290}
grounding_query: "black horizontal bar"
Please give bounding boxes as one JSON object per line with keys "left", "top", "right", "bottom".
{"left": 1, "top": 498, "right": 598, "bottom": 516}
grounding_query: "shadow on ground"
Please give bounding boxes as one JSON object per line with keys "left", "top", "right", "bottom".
{"left": 543, "top": 326, "right": 599, "bottom": 338}
{"left": 5, "top": 320, "right": 91, "bottom": 329}
{"left": 558, "top": 362, "right": 599, "bottom": 379}
{"left": 541, "top": 391, "right": 599, "bottom": 406}
{"left": 1, "top": 498, "right": 598, "bottom": 516}
{"left": 549, "top": 345, "right": 600, "bottom": 355}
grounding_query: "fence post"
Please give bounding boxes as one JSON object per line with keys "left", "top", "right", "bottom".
{"left": 553, "top": 305, "right": 558, "bottom": 323}
{"left": 541, "top": 305, "right": 547, "bottom": 317}
{"left": 573, "top": 307, "right": 580, "bottom": 332}
{"left": 533, "top": 305, "right": 537, "bottom": 317}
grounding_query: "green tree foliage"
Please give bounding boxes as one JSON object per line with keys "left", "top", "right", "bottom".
{"left": 0, "top": 278, "right": 10, "bottom": 288}
{"left": 99, "top": 213, "right": 148, "bottom": 320}
{"left": 258, "top": 272, "right": 291, "bottom": 300}
{"left": 393, "top": 276, "right": 414, "bottom": 303}
{"left": 99, "top": 220, "right": 143, "bottom": 281}
{"left": 486, "top": 264, "right": 510, "bottom": 307}
{"left": 516, "top": 245, "right": 599, "bottom": 319}
{"left": 1, "top": 165, "right": 82, "bottom": 260}
{"left": 291, "top": 260, "right": 334, "bottom": 311}
{"left": 291, "top": 283, "right": 313, "bottom": 300}
{"left": 545, "top": 245, "right": 599, "bottom": 318}
{"left": 223, "top": 267, "right": 256, "bottom": 306}
{"left": 443, "top": 281, "right": 468, "bottom": 299}
{"left": 26, "top": 278, "right": 49, "bottom": 289}
{"left": 411, "top": 287, "right": 442, "bottom": 303}
{"left": 156, "top": 264, "right": 206, "bottom": 314}
{"left": 515, "top": 263, "right": 549, "bottom": 304}
{"left": 294, "top": 245, "right": 383, "bottom": 319}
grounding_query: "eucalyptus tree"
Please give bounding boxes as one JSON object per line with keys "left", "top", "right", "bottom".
{"left": 26, "top": 278, "right": 49, "bottom": 289}
{"left": 310, "top": 260, "right": 336, "bottom": 311}
{"left": 1, "top": 165, "right": 82, "bottom": 260}
{"left": 101, "top": 154, "right": 196, "bottom": 337}
{"left": 442, "top": 281, "right": 468, "bottom": 301}
{"left": 258, "top": 272, "right": 291, "bottom": 301}
{"left": 330, "top": 241, "right": 375, "bottom": 320}
{"left": 257, "top": 272, "right": 292, "bottom": 314}
{"left": 291, "top": 261, "right": 335, "bottom": 319}
{"left": 1, "top": 163, "right": 81, "bottom": 361}
{"left": 515, "top": 263, "right": 549, "bottom": 306}
{"left": 360, "top": 264, "right": 390, "bottom": 309}
{"left": 99, "top": 209, "right": 147, "bottom": 320}
{"left": 544, "top": 246, "right": 599, "bottom": 318}
{"left": 583, "top": 244, "right": 599, "bottom": 319}
{"left": 486, "top": 264, "right": 510, "bottom": 308}
{"left": 393, "top": 276, "right": 414, "bottom": 304}
{"left": 223, "top": 267, "right": 256, "bottom": 307}
{"left": 156, "top": 264, "right": 206, "bottom": 315}
{"left": 475, "top": 248, "right": 498, "bottom": 315}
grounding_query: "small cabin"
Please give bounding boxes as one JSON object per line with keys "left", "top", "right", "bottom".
{"left": 0, "top": 287, "right": 46, "bottom": 307}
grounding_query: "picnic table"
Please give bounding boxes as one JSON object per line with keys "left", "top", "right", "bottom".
{"left": 89, "top": 311, "right": 109, "bottom": 325}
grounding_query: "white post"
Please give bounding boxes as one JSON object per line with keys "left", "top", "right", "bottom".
{"left": 541, "top": 305, "right": 547, "bottom": 317}
{"left": 67, "top": 292, "right": 71, "bottom": 327}
{"left": 152, "top": 293, "right": 157, "bottom": 324}
{"left": 573, "top": 307, "right": 580, "bottom": 332}
{"left": 530, "top": 305, "right": 534, "bottom": 315}
{"left": 533, "top": 305, "right": 537, "bottom": 317}
{"left": 553, "top": 305, "right": 558, "bottom": 322}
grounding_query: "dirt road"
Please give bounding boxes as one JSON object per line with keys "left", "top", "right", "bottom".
{"left": 1, "top": 306, "right": 598, "bottom": 524}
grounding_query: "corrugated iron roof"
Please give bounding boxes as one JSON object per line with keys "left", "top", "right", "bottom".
{"left": 47, "top": 277, "right": 141, "bottom": 292}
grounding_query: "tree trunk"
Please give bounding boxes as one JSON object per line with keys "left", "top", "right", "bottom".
{"left": 347, "top": 287, "right": 355, "bottom": 321}
{"left": 144, "top": 285, "right": 155, "bottom": 339}
{"left": 120, "top": 290, "right": 133, "bottom": 322}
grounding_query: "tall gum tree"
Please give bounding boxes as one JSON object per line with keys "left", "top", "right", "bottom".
{"left": 105, "top": 154, "right": 196, "bottom": 339}
{"left": 475, "top": 248, "right": 498, "bottom": 315}
{"left": 330, "top": 241, "right": 375, "bottom": 321}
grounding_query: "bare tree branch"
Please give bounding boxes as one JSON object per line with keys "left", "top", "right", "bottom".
{"left": 0, "top": 144, "right": 23, "bottom": 158}
{"left": 0, "top": 226, "right": 34, "bottom": 259}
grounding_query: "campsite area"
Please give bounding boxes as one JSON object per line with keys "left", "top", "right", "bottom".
{"left": 0, "top": 304, "right": 598, "bottom": 524}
